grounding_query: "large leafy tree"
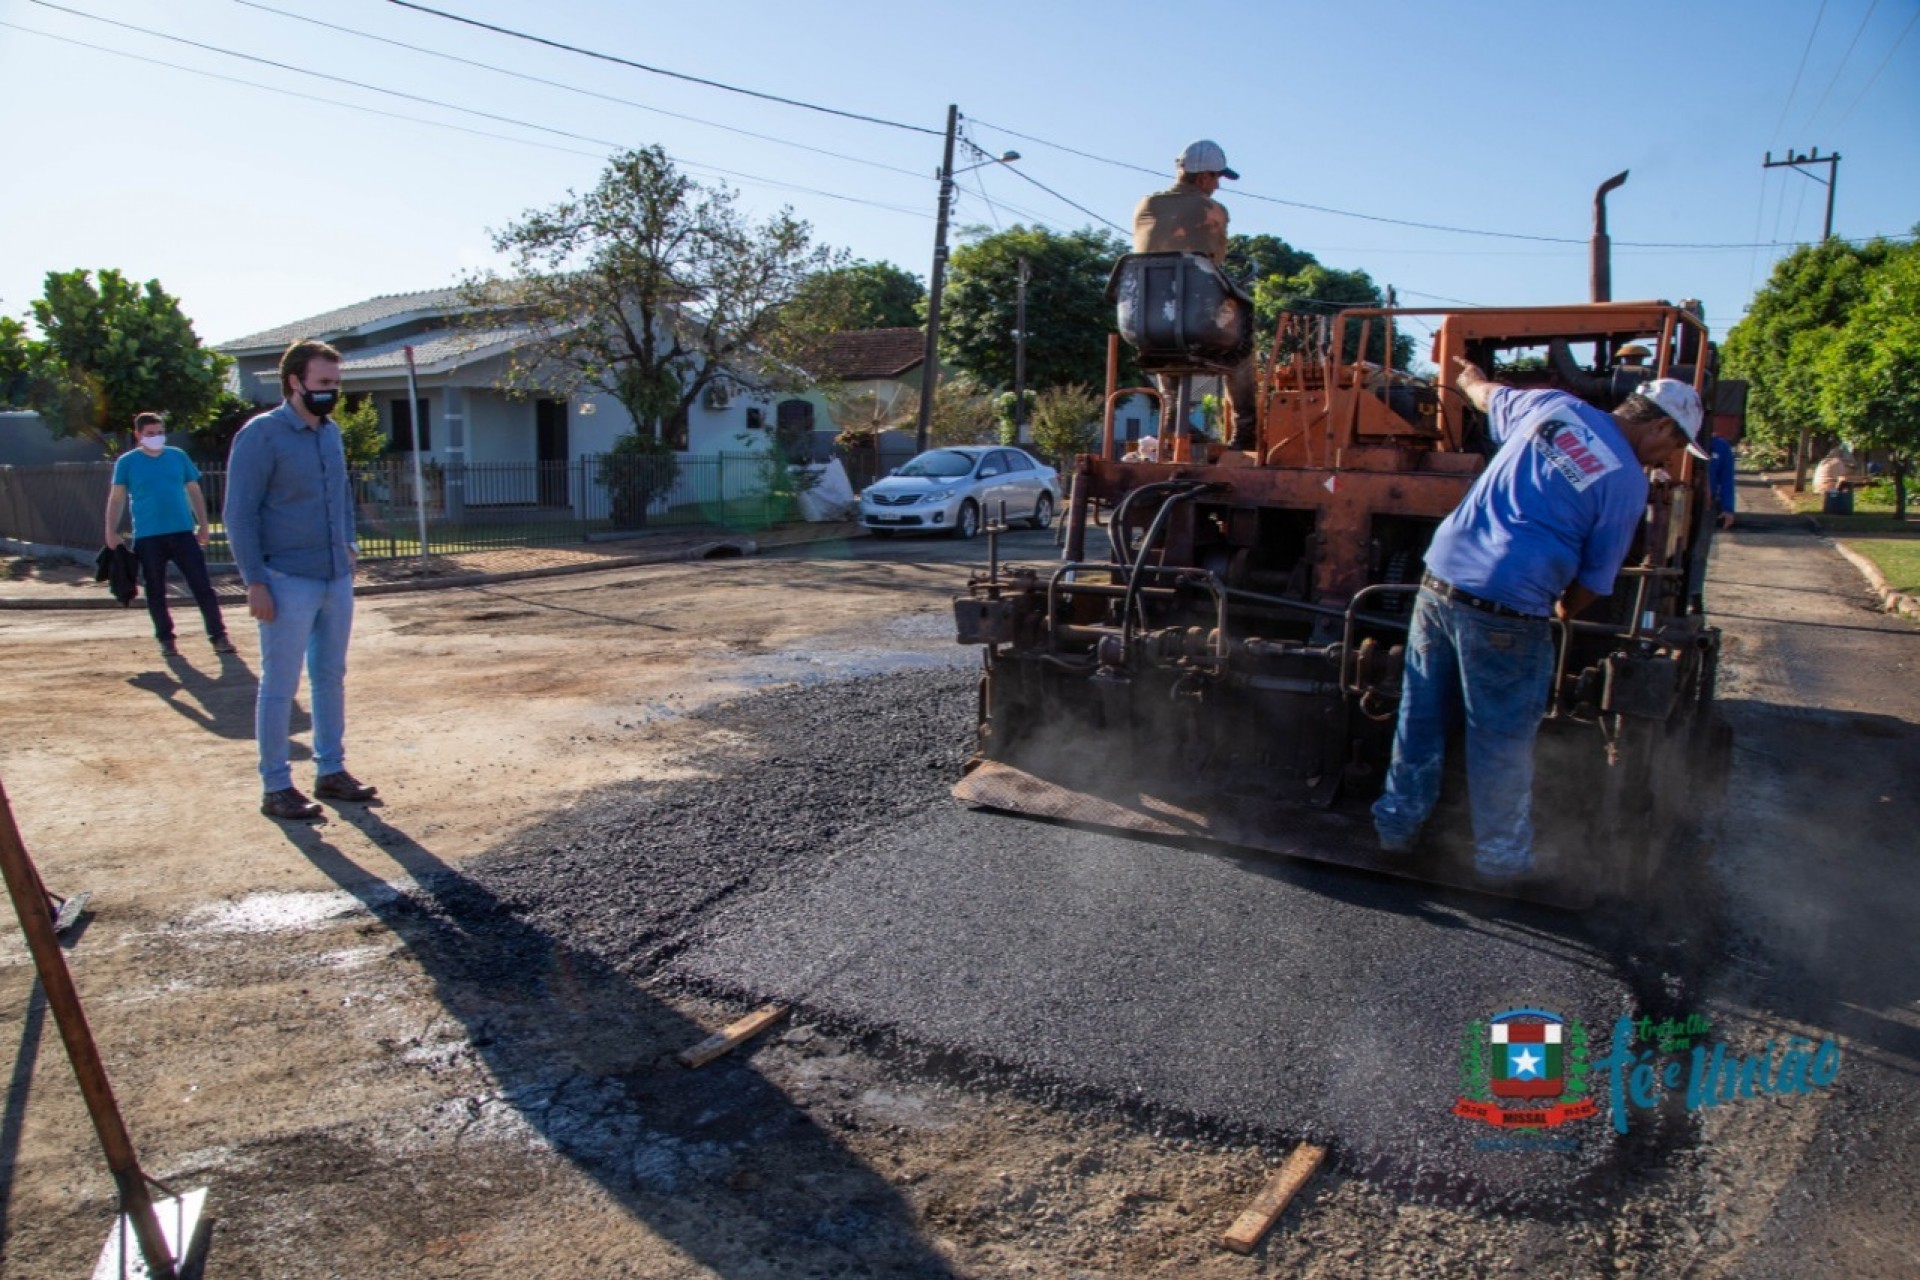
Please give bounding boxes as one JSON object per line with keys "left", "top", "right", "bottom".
{"left": 789, "top": 260, "right": 925, "bottom": 331}
{"left": 1224, "top": 233, "right": 1316, "bottom": 285}
{"left": 1723, "top": 237, "right": 1895, "bottom": 464}
{"left": 1813, "top": 241, "right": 1920, "bottom": 516}
{"left": 1253, "top": 263, "right": 1416, "bottom": 368}
{"left": 474, "top": 145, "right": 845, "bottom": 444}
{"left": 11, "top": 269, "right": 229, "bottom": 450}
{"left": 940, "top": 225, "right": 1129, "bottom": 391}
{"left": 0, "top": 316, "right": 30, "bottom": 407}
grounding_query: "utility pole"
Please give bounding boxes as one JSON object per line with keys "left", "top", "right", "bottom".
{"left": 1765, "top": 148, "right": 1842, "bottom": 491}
{"left": 915, "top": 104, "right": 959, "bottom": 455}
{"left": 1764, "top": 147, "right": 1841, "bottom": 241}
{"left": 1013, "top": 256, "right": 1030, "bottom": 442}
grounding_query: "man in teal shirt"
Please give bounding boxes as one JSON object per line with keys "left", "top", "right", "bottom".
{"left": 104, "top": 412, "right": 234, "bottom": 658}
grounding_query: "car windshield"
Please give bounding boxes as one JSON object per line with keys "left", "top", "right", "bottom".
{"left": 897, "top": 450, "right": 976, "bottom": 479}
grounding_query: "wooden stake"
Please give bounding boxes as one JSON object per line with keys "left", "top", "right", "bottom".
{"left": 1220, "top": 1142, "right": 1326, "bottom": 1255}
{"left": 677, "top": 1004, "right": 789, "bottom": 1068}
{"left": 0, "top": 777, "right": 179, "bottom": 1279}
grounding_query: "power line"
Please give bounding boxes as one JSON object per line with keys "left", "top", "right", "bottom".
{"left": 1799, "top": 0, "right": 1879, "bottom": 131}
{"left": 383, "top": 0, "right": 940, "bottom": 136}
{"left": 1768, "top": 0, "right": 1830, "bottom": 145}
{"left": 966, "top": 114, "right": 1905, "bottom": 250}
{"left": 17, "top": 3, "right": 930, "bottom": 218}
{"left": 0, "top": 20, "right": 604, "bottom": 159}
{"left": 233, "top": 0, "right": 932, "bottom": 184}
{"left": 961, "top": 137, "right": 1127, "bottom": 236}
{"left": 1833, "top": 5, "right": 1920, "bottom": 127}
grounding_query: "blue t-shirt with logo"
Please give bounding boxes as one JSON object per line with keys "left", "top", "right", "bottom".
{"left": 1423, "top": 388, "right": 1648, "bottom": 617}
{"left": 111, "top": 446, "right": 201, "bottom": 539}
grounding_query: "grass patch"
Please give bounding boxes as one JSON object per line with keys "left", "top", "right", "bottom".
{"left": 1846, "top": 539, "right": 1920, "bottom": 596}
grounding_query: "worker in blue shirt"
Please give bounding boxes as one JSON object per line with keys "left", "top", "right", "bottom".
{"left": 104, "top": 412, "right": 234, "bottom": 659}
{"left": 1372, "top": 359, "right": 1708, "bottom": 883}
{"left": 224, "top": 339, "right": 379, "bottom": 822}
{"left": 1709, "top": 425, "right": 1737, "bottom": 529}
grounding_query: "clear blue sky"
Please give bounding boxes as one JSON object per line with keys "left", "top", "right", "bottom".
{"left": 2, "top": 0, "right": 1914, "bottom": 352}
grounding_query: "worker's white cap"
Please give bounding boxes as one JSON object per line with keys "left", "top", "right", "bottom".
{"left": 1637, "top": 379, "right": 1709, "bottom": 459}
{"left": 1177, "top": 140, "right": 1238, "bottom": 180}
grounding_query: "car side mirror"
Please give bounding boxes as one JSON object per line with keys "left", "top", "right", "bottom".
{"left": 979, "top": 467, "right": 1001, "bottom": 478}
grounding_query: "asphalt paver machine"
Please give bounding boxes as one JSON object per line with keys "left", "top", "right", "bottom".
{"left": 952, "top": 269, "right": 1738, "bottom": 908}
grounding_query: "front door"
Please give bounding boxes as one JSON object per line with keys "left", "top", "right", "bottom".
{"left": 536, "top": 400, "right": 569, "bottom": 507}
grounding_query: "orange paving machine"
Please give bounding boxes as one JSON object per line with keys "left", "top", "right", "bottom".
{"left": 951, "top": 279, "right": 1739, "bottom": 908}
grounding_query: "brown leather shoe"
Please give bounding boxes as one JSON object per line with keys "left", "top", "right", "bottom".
{"left": 314, "top": 771, "right": 379, "bottom": 802}
{"left": 262, "top": 787, "right": 323, "bottom": 821}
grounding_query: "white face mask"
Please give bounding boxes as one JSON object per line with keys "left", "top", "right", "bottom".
{"left": 138, "top": 433, "right": 167, "bottom": 452}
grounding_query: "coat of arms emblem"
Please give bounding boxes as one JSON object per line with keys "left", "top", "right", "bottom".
{"left": 1454, "top": 1007, "right": 1596, "bottom": 1129}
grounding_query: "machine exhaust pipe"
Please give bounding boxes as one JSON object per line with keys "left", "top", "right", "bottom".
{"left": 1591, "top": 171, "right": 1629, "bottom": 303}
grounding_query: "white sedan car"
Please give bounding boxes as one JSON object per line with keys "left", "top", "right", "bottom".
{"left": 859, "top": 446, "right": 1060, "bottom": 539}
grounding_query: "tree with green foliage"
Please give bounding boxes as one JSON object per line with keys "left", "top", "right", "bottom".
{"left": 10, "top": 269, "right": 229, "bottom": 451}
{"left": 940, "top": 225, "right": 1130, "bottom": 391}
{"left": 1028, "top": 383, "right": 1102, "bottom": 465}
{"left": 334, "top": 394, "right": 389, "bottom": 467}
{"left": 187, "top": 390, "right": 264, "bottom": 463}
{"left": 474, "top": 146, "right": 844, "bottom": 447}
{"left": 1224, "top": 233, "right": 1317, "bottom": 285}
{"left": 789, "top": 260, "right": 925, "bottom": 331}
{"left": 1724, "top": 236, "right": 1898, "bottom": 469}
{"left": 993, "top": 389, "right": 1035, "bottom": 445}
{"left": 926, "top": 378, "right": 998, "bottom": 447}
{"left": 597, "top": 429, "right": 681, "bottom": 529}
{"left": 0, "top": 316, "right": 31, "bottom": 408}
{"left": 1253, "top": 263, "right": 1415, "bottom": 368}
{"left": 1812, "top": 240, "right": 1920, "bottom": 516}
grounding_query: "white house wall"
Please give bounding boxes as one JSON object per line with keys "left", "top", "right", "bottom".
{"left": 466, "top": 392, "right": 534, "bottom": 465}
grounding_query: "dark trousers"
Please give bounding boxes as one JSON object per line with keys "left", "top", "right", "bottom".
{"left": 1155, "top": 354, "right": 1259, "bottom": 446}
{"left": 133, "top": 531, "right": 227, "bottom": 643}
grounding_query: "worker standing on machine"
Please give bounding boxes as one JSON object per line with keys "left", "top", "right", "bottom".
{"left": 1371, "top": 358, "right": 1708, "bottom": 883}
{"left": 1132, "top": 140, "right": 1258, "bottom": 451}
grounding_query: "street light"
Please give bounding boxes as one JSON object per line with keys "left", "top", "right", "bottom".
{"left": 915, "top": 104, "right": 1019, "bottom": 453}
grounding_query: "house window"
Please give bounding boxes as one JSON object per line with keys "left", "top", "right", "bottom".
{"left": 664, "top": 403, "right": 690, "bottom": 452}
{"left": 391, "top": 398, "right": 430, "bottom": 451}
{"left": 1123, "top": 415, "right": 1143, "bottom": 443}
{"left": 776, "top": 398, "right": 814, "bottom": 462}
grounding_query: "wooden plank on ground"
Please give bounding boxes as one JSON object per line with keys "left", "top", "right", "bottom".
{"left": 1220, "top": 1142, "right": 1327, "bottom": 1255}
{"left": 677, "top": 1004, "right": 789, "bottom": 1068}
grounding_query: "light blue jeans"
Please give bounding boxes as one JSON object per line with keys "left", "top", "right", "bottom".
{"left": 1371, "top": 588, "right": 1555, "bottom": 875}
{"left": 255, "top": 568, "right": 354, "bottom": 793}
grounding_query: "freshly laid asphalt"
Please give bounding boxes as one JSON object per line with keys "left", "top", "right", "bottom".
{"left": 466, "top": 491, "right": 1918, "bottom": 1237}
{"left": 661, "top": 666, "right": 1655, "bottom": 1212}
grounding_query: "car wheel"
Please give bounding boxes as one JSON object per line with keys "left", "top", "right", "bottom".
{"left": 1029, "top": 492, "right": 1054, "bottom": 530}
{"left": 952, "top": 500, "right": 980, "bottom": 540}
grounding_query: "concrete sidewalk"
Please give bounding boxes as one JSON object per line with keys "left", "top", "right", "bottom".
{"left": 0, "top": 520, "right": 868, "bottom": 610}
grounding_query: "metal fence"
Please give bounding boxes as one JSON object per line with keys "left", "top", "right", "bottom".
{"left": 0, "top": 451, "right": 863, "bottom": 561}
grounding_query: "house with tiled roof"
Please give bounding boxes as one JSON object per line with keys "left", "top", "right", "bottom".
{"left": 217, "top": 287, "right": 818, "bottom": 483}
{"left": 814, "top": 327, "right": 928, "bottom": 385}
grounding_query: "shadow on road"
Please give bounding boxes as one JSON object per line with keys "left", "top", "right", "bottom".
{"left": 127, "top": 652, "right": 307, "bottom": 746}
{"left": 266, "top": 805, "right": 956, "bottom": 1276}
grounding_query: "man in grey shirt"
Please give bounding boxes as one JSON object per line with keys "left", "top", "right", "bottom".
{"left": 224, "top": 338, "right": 379, "bottom": 821}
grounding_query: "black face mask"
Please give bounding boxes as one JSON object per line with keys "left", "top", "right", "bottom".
{"left": 296, "top": 383, "right": 339, "bottom": 418}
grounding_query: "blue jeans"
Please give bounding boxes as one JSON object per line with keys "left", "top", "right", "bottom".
{"left": 133, "top": 531, "right": 227, "bottom": 644}
{"left": 255, "top": 568, "right": 354, "bottom": 793}
{"left": 1371, "top": 588, "right": 1555, "bottom": 874}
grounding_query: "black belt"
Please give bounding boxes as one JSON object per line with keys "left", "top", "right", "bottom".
{"left": 1420, "top": 573, "right": 1547, "bottom": 621}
